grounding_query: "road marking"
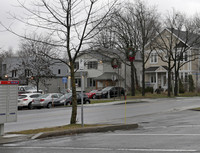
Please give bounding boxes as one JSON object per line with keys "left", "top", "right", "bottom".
{"left": 108, "top": 133, "right": 200, "bottom": 136}
{"left": 0, "top": 146, "right": 197, "bottom": 152}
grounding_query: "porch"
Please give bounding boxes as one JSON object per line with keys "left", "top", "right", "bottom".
{"left": 145, "top": 66, "right": 168, "bottom": 91}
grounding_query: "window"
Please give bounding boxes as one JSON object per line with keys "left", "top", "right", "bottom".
{"left": 25, "top": 69, "right": 31, "bottom": 77}
{"left": 150, "top": 53, "right": 157, "bottom": 63}
{"left": 185, "top": 73, "right": 188, "bottom": 82}
{"left": 163, "top": 76, "right": 167, "bottom": 86}
{"left": 185, "top": 52, "right": 188, "bottom": 61}
{"left": 150, "top": 74, "right": 156, "bottom": 83}
{"left": 178, "top": 52, "right": 188, "bottom": 62}
{"left": 58, "top": 69, "right": 61, "bottom": 74}
{"left": 2, "top": 64, "right": 6, "bottom": 73}
{"left": 87, "top": 61, "right": 98, "bottom": 69}
{"left": 180, "top": 72, "right": 184, "bottom": 82}
{"left": 74, "top": 62, "right": 79, "bottom": 70}
{"left": 12, "top": 70, "right": 17, "bottom": 77}
{"left": 87, "top": 78, "right": 96, "bottom": 87}
{"left": 75, "top": 78, "right": 81, "bottom": 87}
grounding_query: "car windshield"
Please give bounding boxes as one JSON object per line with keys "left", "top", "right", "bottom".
{"left": 24, "top": 86, "right": 36, "bottom": 90}
{"left": 102, "top": 87, "right": 113, "bottom": 91}
{"left": 39, "top": 94, "right": 50, "bottom": 98}
{"left": 18, "top": 95, "right": 27, "bottom": 99}
{"left": 90, "top": 90, "right": 97, "bottom": 93}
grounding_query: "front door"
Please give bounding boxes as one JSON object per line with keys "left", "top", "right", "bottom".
{"left": 162, "top": 75, "right": 167, "bottom": 89}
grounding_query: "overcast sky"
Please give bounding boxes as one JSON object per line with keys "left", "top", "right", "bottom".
{"left": 1, "top": 0, "right": 200, "bottom": 52}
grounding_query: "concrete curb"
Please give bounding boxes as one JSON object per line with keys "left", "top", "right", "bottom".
{"left": 31, "top": 124, "right": 138, "bottom": 139}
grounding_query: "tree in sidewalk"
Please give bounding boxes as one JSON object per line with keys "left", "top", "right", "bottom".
{"left": 1, "top": 0, "right": 117, "bottom": 124}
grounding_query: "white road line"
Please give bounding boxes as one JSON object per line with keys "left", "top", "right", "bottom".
{"left": 0, "top": 146, "right": 197, "bottom": 152}
{"left": 107, "top": 133, "right": 200, "bottom": 136}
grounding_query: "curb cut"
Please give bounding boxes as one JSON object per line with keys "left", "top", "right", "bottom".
{"left": 32, "top": 124, "right": 138, "bottom": 139}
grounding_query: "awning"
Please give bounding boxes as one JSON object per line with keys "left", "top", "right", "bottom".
{"left": 66, "top": 71, "right": 88, "bottom": 77}
{"left": 94, "top": 72, "right": 124, "bottom": 81}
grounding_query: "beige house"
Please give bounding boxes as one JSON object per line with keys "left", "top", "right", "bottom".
{"left": 145, "top": 28, "right": 200, "bottom": 91}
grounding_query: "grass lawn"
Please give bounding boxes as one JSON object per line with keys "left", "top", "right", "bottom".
{"left": 8, "top": 124, "right": 108, "bottom": 135}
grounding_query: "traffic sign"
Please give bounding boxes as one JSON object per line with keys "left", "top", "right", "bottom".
{"left": 62, "top": 77, "right": 67, "bottom": 83}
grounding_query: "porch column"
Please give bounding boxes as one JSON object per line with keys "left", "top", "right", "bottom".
{"left": 68, "top": 76, "right": 71, "bottom": 89}
{"left": 82, "top": 75, "right": 85, "bottom": 91}
{"left": 156, "top": 72, "right": 158, "bottom": 89}
{"left": 166, "top": 72, "right": 168, "bottom": 89}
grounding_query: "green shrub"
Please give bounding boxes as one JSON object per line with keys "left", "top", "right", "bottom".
{"left": 179, "top": 79, "right": 185, "bottom": 93}
{"left": 189, "top": 75, "right": 195, "bottom": 92}
{"left": 145, "top": 86, "right": 154, "bottom": 93}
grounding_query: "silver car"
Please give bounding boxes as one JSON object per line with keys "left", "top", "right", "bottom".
{"left": 18, "top": 93, "right": 42, "bottom": 109}
{"left": 32, "top": 93, "right": 63, "bottom": 108}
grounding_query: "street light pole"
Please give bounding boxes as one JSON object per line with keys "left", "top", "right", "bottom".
{"left": 79, "top": 59, "right": 84, "bottom": 127}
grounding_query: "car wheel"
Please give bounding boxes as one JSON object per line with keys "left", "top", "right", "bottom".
{"left": 47, "top": 103, "right": 52, "bottom": 108}
{"left": 92, "top": 95, "right": 96, "bottom": 99}
{"left": 85, "top": 101, "right": 90, "bottom": 104}
{"left": 28, "top": 103, "right": 33, "bottom": 109}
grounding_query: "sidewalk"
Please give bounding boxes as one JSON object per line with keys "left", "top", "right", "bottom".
{"left": 0, "top": 134, "right": 32, "bottom": 144}
{"left": 0, "top": 124, "right": 138, "bottom": 144}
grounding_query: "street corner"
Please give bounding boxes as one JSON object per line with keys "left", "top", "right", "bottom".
{"left": 0, "top": 134, "right": 31, "bottom": 144}
{"left": 31, "top": 123, "right": 139, "bottom": 140}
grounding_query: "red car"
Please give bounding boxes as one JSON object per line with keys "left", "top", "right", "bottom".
{"left": 86, "top": 90, "right": 99, "bottom": 99}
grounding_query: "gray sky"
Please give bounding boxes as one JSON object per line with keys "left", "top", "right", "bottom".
{"left": 1, "top": 0, "right": 200, "bottom": 52}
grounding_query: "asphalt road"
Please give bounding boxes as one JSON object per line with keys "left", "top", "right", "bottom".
{"left": 4, "top": 97, "right": 200, "bottom": 132}
{"left": 2, "top": 97, "right": 200, "bottom": 152}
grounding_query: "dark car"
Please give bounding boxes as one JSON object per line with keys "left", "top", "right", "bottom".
{"left": 60, "top": 93, "right": 91, "bottom": 105}
{"left": 95, "top": 86, "right": 125, "bottom": 99}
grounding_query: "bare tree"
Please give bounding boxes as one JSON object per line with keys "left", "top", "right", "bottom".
{"left": 92, "top": 0, "right": 160, "bottom": 96}
{"left": 151, "top": 11, "right": 200, "bottom": 96}
{"left": 1, "top": 0, "right": 117, "bottom": 124}
{"left": 17, "top": 34, "right": 56, "bottom": 92}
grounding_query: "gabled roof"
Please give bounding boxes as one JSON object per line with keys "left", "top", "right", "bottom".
{"left": 94, "top": 72, "right": 124, "bottom": 81}
{"left": 145, "top": 66, "right": 168, "bottom": 73}
{"left": 166, "top": 28, "right": 200, "bottom": 48}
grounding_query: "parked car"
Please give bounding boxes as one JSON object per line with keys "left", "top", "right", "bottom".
{"left": 95, "top": 86, "right": 125, "bottom": 99}
{"left": 18, "top": 93, "right": 42, "bottom": 109}
{"left": 32, "top": 93, "right": 63, "bottom": 108}
{"left": 85, "top": 89, "right": 99, "bottom": 99}
{"left": 53, "top": 93, "right": 72, "bottom": 106}
{"left": 18, "top": 86, "right": 43, "bottom": 94}
{"left": 59, "top": 93, "right": 90, "bottom": 105}
{"left": 60, "top": 88, "right": 72, "bottom": 94}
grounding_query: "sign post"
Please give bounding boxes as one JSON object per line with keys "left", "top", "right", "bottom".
{"left": 0, "top": 81, "right": 19, "bottom": 135}
{"left": 79, "top": 59, "right": 84, "bottom": 127}
{"left": 62, "top": 77, "right": 67, "bottom": 92}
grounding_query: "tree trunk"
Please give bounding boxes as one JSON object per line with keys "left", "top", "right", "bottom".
{"left": 36, "top": 77, "right": 39, "bottom": 92}
{"left": 70, "top": 64, "right": 77, "bottom": 124}
{"left": 142, "top": 59, "right": 145, "bottom": 96}
{"left": 174, "top": 70, "right": 179, "bottom": 96}
{"left": 131, "top": 61, "right": 135, "bottom": 96}
{"left": 167, "top": 57, "right": 171, "bottom": 97}
{"left": 134, "top": 64, "right": 139, "bottom": 89}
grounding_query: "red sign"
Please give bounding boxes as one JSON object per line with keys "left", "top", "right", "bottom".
{"left": 0, "top": 81, "right": 19, "bottom": 85}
